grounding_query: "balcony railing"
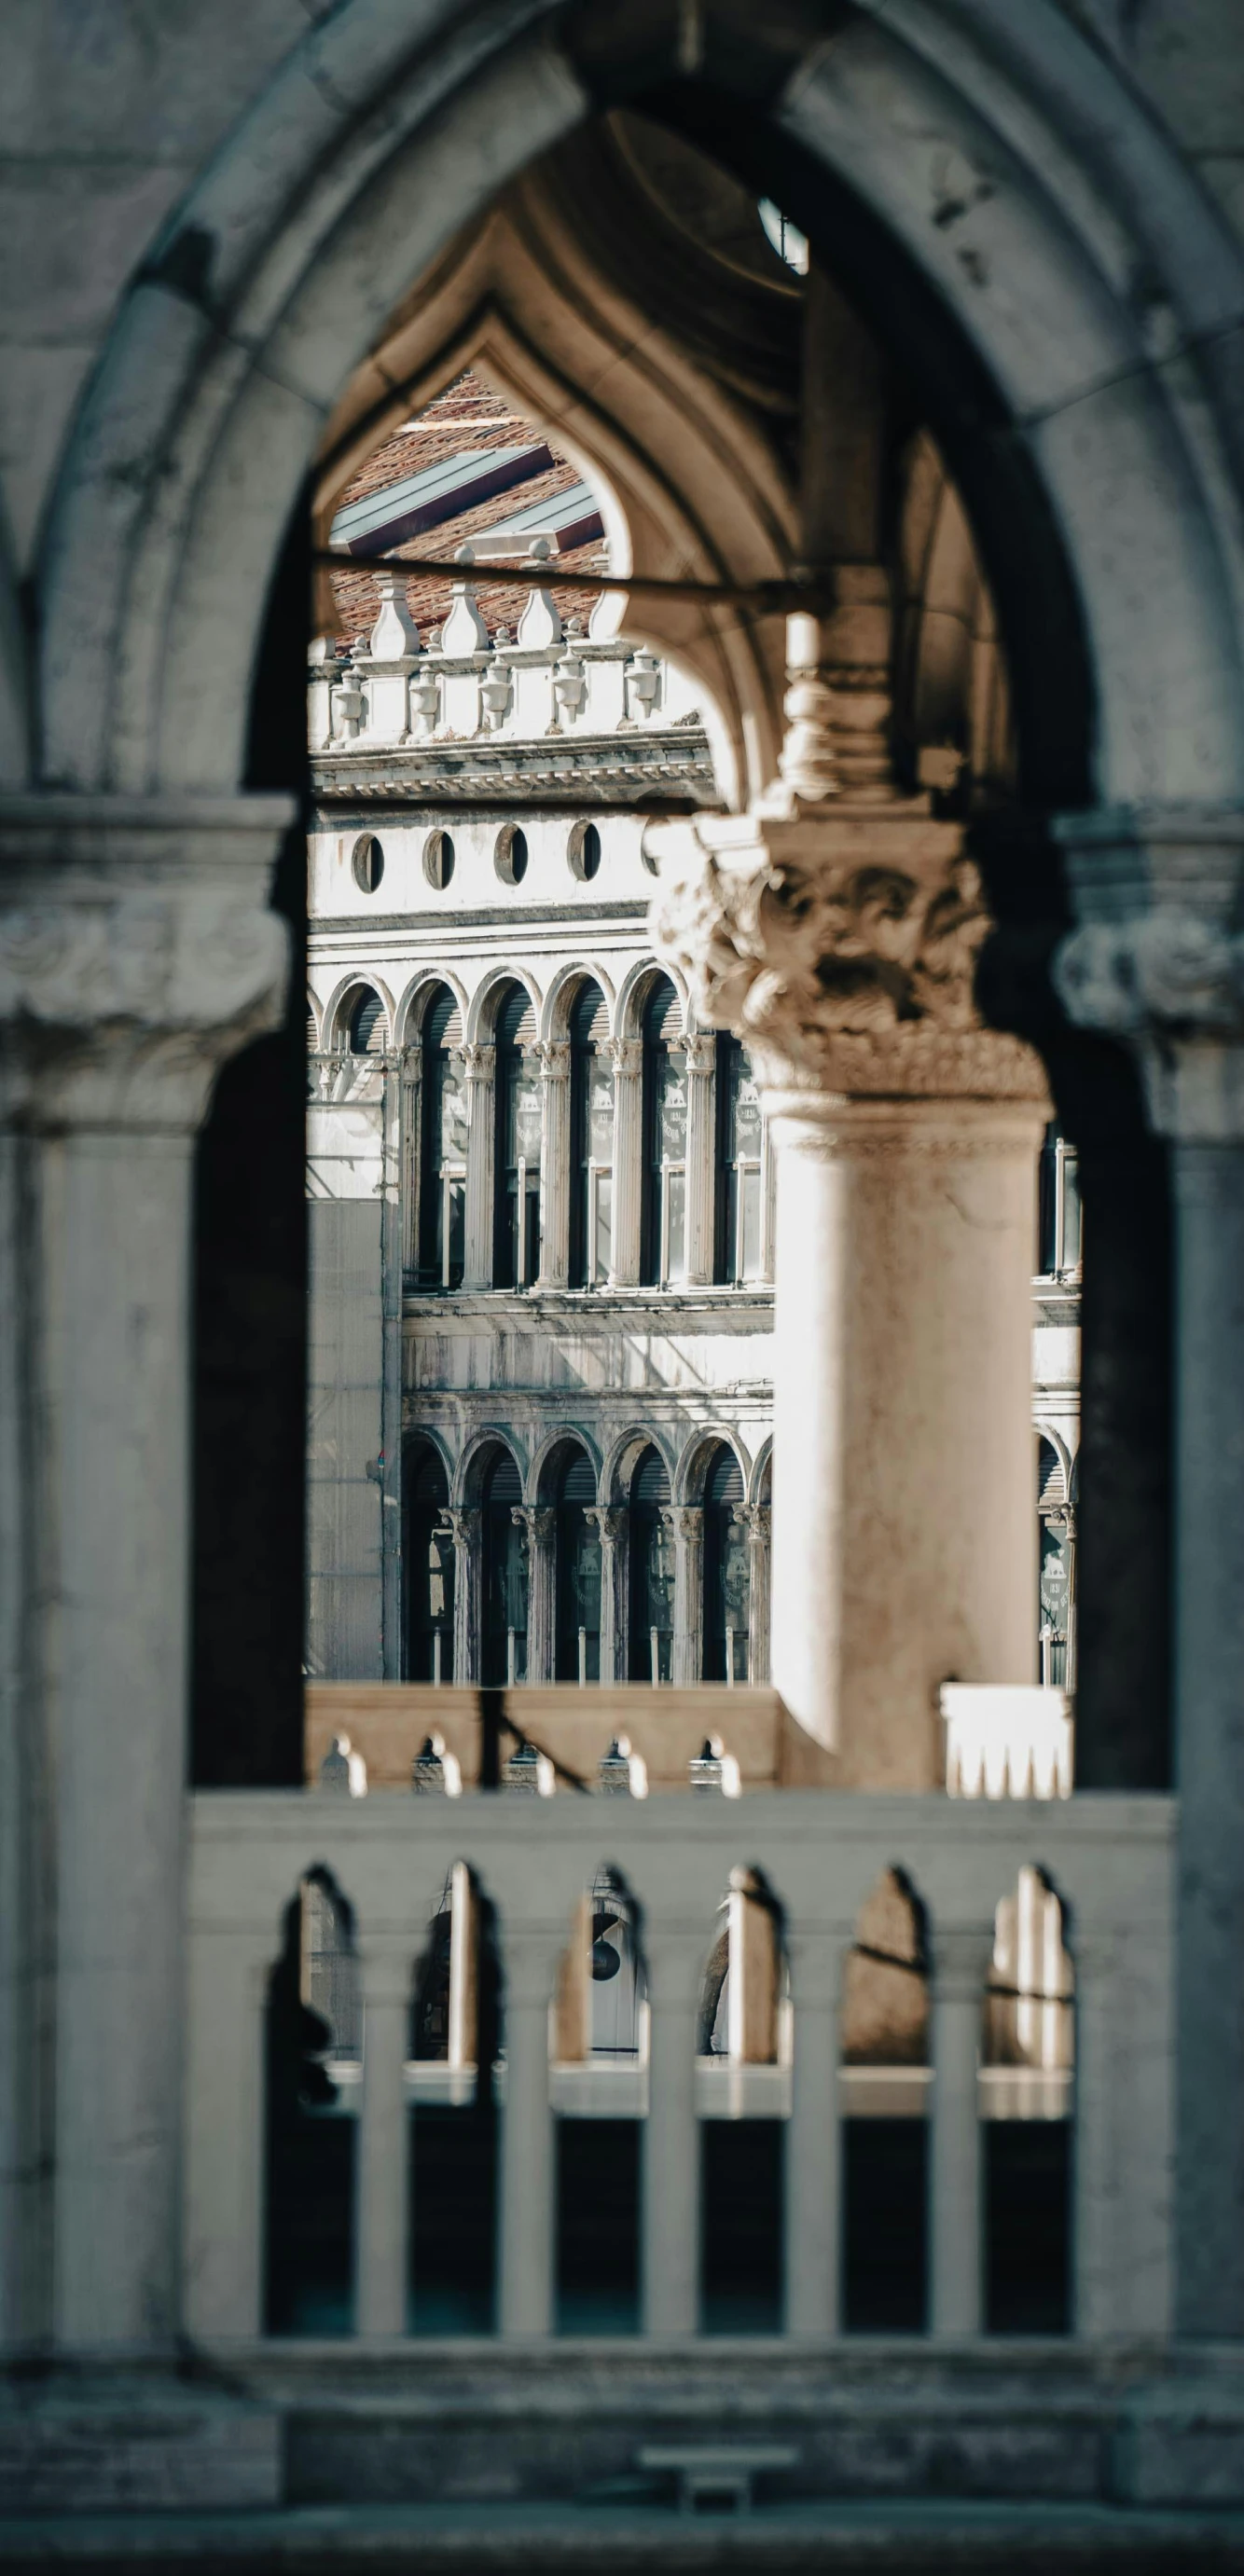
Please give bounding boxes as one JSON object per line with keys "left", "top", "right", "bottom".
{"left": 185, "top": 1784, "right": 1170, "bottom": 2345}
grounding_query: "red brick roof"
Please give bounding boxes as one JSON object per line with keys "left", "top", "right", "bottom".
{"left": 328, "top": 369, "right": 607, "bottom": 647}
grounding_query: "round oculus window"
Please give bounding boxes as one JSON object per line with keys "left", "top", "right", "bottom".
{"left": 568, "top": 820, "right": 601, "bottom": 881}
{"left": 423, "top": 828, "right": 454, "bottom": 889}
{"left": 494, "top": 823, "right": 528, "bottom": 886}
{"left": 352, "top": 833, "right": 384, "bottom": 894}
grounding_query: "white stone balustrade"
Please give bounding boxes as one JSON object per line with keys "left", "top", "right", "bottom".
{"left": 941, "top": 1683, "right": 1074, "bottom": 1799}
{"left": 185, "top": 1788, "right": 1172, "bottom": 2346}
{"left": 309, "top": 624, "right": 699, "bottom": 754}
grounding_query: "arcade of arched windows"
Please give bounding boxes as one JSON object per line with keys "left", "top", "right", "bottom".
{"left": 308, "top": 962, "right": 775, "bottom": 1294}
{"left": 402, "top": 1428, "right": 772, "bottom": 1691}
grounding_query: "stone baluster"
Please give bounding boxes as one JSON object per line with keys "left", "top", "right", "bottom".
{"left": 642, "top": 1931, "right": 704, "bottom": 2335}
{"left": 684, "top": 1031, "right": 716, "bottom": 1286}
{"left": 585, "top": 1505, "right": 628, "bottom": 1684}
{"left": 0, "top": 795, "right": 292, "bottom": 2356}
{"left": 737, "top": 1501, "right": 771, "bottom": 1684}
{"left": 355, "top": 1945, "right": 413, "bottom": 2337}
{"left": 443, "top": 1507, "right": 480, "bottom": 1686}
{"left": 498, "top": 1927, "right": 561, "bottom": 2337}
{"left": 664, "top": 1505, "right": 704, "bottom": 1686}
{"left": 1052, "top": 804, "right": 1244, "bottom": 2334}
{"left": 607, "top": 1038, "right": 643, "bottom": 1287}
{"left": 400, "top": 1048, "right": 422, "bottom": 1280}
{"left": 930, "top": 1928, "right": 990, "bottom": 2338}
{"left": 513, "top": 1505, "right": 556, "bottom": 1682}
{"left": 784, "top": 1929, "right": 848, "bottom": 2335}
{"left": 654, "top": 804, "right": 1047, "bottom": 1780}
{"left": 536, "top": 1040, "right": 572, "bottom": 1287}
{"left": 462, "top": 1042, "right": 495, "bottom": 1289}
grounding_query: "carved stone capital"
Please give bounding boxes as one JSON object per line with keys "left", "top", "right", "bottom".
{"left": 607, "top": 1037, "right": 643, "bottom": 1081}
{"left": 586, "top": 1506, "right": 628, "bottom": 1547}
{"left": 0, "top": 792, "right": 294, "bottom": 1130}
{"left": 513, "top": 1504, "right": 556, "bottom": 1548}
{"left": 684, "top": 1031, "right": 716, "bottom": 1076}
{"left": 534, "top": 1040, "right": 571, "bottom": 1080}
{"left": 462, "top": 1040, "right": 495, "bottom": 1081}
{"left": 651, "top": 805, "right": 1046, "bottom": 1105}
{"left": 1053, "top": 804, "right": 1244, "bottom": 1138}
{"left": 661, "top": 1505, "right": 703, "bottom": 1542}
{"left": 440, "top": 1506, "right": 479, "bottom": 1551}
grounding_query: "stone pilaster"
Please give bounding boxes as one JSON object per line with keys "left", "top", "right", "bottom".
{"left": 607, "top": 1037, "right": 643, "bottom": 1287}
{"left": 462, "top": 1042, "right": 494, "bottom": 1289}
{"left": 684, "top": 1031, "right": 716, "bottom": 1286}
{"left": 0, "top": 792, "right": 292, "bottom": 2360}
{"left": 586, "top": 1505, "right": 627, "bottom": 1683}
{"left": 444, "top": 1506, "right": 480, "bottom": 1685}
{"left": 513, "top": 1505, "right": 556, "bottom": 1681}
{"left": 653, "top": 793, "right": 1048, "bottom": 1774}
{"left": 1053, "top": 799, "right": 1244, "bottom": 2337}
{"left": 535, "top": 1040, "right": 571, "bottom": 1288}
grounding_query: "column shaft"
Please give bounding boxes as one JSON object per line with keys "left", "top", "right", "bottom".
{"left": 667, "top": 1507, "right": 703, "bottom": 1687}
{"left": 400, "top": 1052, "right": 422, "bottom": 1279}
{"left": 448, "top": 1508, "right": 480, "bottom": 1685}
{"left": 1073, "top": 1938, "right": 1118, "bottom": 2340}
{"left": 1171, "top": 1142, "right": 1244, "bottom": 2332}
{"left": 587, "top": 1508, "right": 626, "bottom": 1685}
{"left": 743, "top": 1504, "right": 771, "bottom": 1685}
{"left": 463, "top": 1045, "right": 494, "bottom": 1288}
{"left": 355, "top": 1963, "right": 410, "bottom": 2336}
{"left": 537, "top": 1043, "right": 571, "bottom": 1287}
{"left": 768, "top": 1096, "right": 1043, "bottom": 1778}
{"left": 608, "top": 1040, "right": 643, "bottom": 1287}
{"left": 516, "top": 1506, "right": 556, "bottom": 1682}
{"left": 643, "top": 1943, "right": 701, "bottom": 2335}
{"left": 785, "top": 1935, "right": 844, "bottom": 2336}
{"left": 51, "top": 1133, "right": 197, "bottom": 2352}
{"left": 930, "top": 1940, "right": 988, "bottom": 2339}
{"left": 499, "top": 1941, "right": 557, "bottom": 2337}
{"left": 684, "top": 1033, "right": 716, "bottom": 1286}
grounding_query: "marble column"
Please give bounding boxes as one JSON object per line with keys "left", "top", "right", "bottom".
{"left": 586, "top": 1506, "right": 627, "bottom": 1683}
{"left": 513, "top": 1505, "right": 556, "bottom": 1682}
{"left": 656, "top": 800, "right": 1047, "bottom": 1779}
{"left": 498, "top": 1928, "right": 560, "bottom": 2337}
{"left": 607, "top": 1038, "right": 643, "bottom": 1288}
{"left": 444, "top": 1507, "right": 480, "bottom": 1686}
{"left": 665, "top": 1505, "right": 704, "bottom": 1687}
{"left": 931, "top": 1929, "right": 990, "bottom": 2339}
{"left": 785, "top": 1930, "right": 847, "bottom": 2336}
{"left": 684, "top": 1032, "right": 716, "bottom": 1286}
{"left": 0, "top": 793, "right": 291, "bottom": 2358}
{"left": 536, "top": 1040, "right": 571, "bottom": 1288}
{"left": 643, "top": 1932, "right": 703, "bottom": 2336}
{"left": 355, "top": 1946, "right": 412, "bottom": 2337}
{"left": 463, "top": 1041, "right": 495, "bottom": 1289}
{"left": 399, "top": 1048, "right": 422, "bottom": 1280}
{"left": 1053, "top": 805, "right": 1244, "bottom": 2335}
{"left": 739, "top": 1502, "right": 771, "bottom": 1685}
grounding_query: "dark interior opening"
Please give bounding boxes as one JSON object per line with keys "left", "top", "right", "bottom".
{"left": 700, "top": 2119, "right": 784, "bottom": 2333}
{"left": 556, "top": 2117, "right": 641, "bottom": 2334}
{"left": 842, "top": 2119, "right": 928, "bottom": 2334}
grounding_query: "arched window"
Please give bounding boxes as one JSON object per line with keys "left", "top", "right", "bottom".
{"left": 569, "top": 981, "right": 613, "bottom": 1288}
{"left": 715, "top": 1036, "right": 764, "bottom": 1284}
{"left": 481, "top": 1449, "right": 527, "bottom": 1684}
{"left": 342, "top": 984, "right": 386, "bottom": 1054}
{"left": 418, "top": 986, "right": 465, "bottom": 1288}
{"left": 554, "top": 1447, "right": 601, "bottom": 1682}
{"left": 1038, "top": 1123, "right": 1082, "bottom": 1277}
{"left": 405, "top": 1440, "right": 453, "bottom": 1682}
{"left": 701, "top": 1445, "right": 750, "bottom": 1682}
{"left": 641, "top": 978, "right": 686, "bottom": 1288}
{"left": 493, "top": 985, "right": 540, "bottom": 1289}
{"left": 628, "top": 1444, "right": 673, "bottom": 1683}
